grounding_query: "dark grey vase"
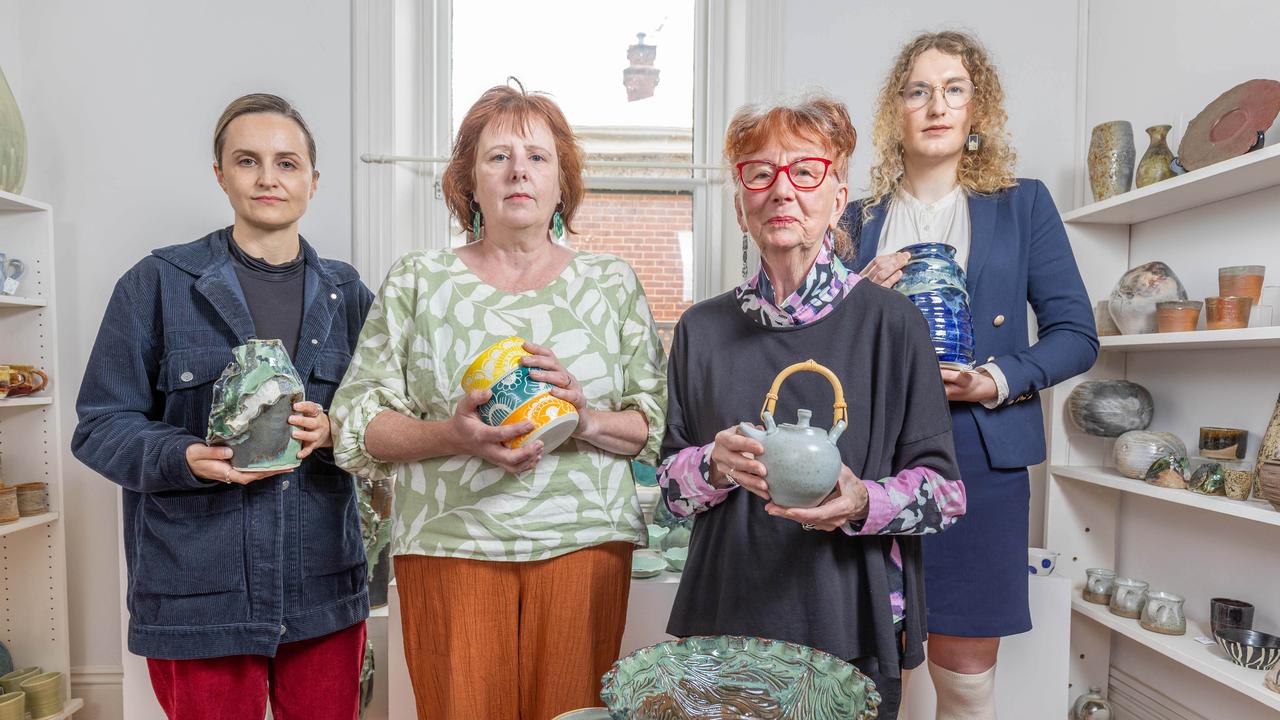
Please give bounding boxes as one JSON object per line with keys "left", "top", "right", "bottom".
{"left": 206, "top": 339, "right": 305, "bottom": 471}
{"left": 1068, "top": 380, "right": 1154, "bottom": 437}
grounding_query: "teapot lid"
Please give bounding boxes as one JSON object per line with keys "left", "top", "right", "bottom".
{"left": 793, "top": 409, "right": 812, "bottom": 427}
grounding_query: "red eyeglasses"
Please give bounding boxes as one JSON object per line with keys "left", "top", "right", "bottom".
{"left": 736, "top": 157, "right": 833, "bottom": 191}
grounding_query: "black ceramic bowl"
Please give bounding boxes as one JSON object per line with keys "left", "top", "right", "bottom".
{"left": 1215, "top": 628, "right": 1280, "bottom": 670}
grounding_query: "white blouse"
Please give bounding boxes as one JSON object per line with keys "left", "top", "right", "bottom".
{"left": 874, "top": 185, "right": 1009, "bottom": 407}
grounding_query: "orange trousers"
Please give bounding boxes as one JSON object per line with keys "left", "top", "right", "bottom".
{"left": 395, "top": 542, "right": 633, "bottom": 720}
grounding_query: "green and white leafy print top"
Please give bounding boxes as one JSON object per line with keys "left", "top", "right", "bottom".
{"left": 330, "top": 249, "right": 666, "bottom": 562}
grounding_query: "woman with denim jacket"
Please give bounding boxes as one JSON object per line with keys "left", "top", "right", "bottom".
{"left": 72, "top": 93, "right": 374, "bottom": 720}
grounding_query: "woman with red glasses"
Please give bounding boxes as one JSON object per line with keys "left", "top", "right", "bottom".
{"left": 656, "top": 94, "right": 967, "bottom": 719}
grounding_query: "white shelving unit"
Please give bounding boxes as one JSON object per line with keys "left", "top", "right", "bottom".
{"left": 1046, "top": 144, "right": 1280, "bottom": 714}
{"left": 0, "top": 189, "right": 81, "bottom": 715}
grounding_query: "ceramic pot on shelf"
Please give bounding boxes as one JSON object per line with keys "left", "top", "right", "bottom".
{"left": 1136, "top": 124, "right": 1176, "bottom": 188}
{"left": 1108, "top": 262, "right": 1188, "bottom": 335}
{"left": 1088, "top": 120, "right": 1135, "bottom": 201}
{"left": 1071, "top": 686, "right": 1114, "bottom": 720}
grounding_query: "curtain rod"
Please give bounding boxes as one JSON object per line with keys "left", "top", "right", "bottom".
{"left": 360, "top": 154, "right": 723, "bottom": 171}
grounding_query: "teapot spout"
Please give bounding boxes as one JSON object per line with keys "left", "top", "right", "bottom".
{"left": 828, "top": 419, "right": 847, "bottom": 444}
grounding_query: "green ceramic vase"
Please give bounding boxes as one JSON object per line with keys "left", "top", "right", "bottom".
{"left": 0, "top": 64, "right": 27, "bottom": 195}
{"left": 206, "top": 339, "right": 305, "bottom": 471}
{"left": 1136, "top": 124, "right": 1176, "bottom": 188}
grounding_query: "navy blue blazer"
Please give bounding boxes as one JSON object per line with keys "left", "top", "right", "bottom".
{"left": 72, "top": 229, "right": 374, "bottom": 659}
{"left": 842, "top": 179, "right": 1098, "bottom": 469}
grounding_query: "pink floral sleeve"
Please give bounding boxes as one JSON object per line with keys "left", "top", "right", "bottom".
{"left": 843, "top": 466, "right": 966, "bottom": 536}
{"left": 657, "top": 442, "right": 738, "bottom": 517}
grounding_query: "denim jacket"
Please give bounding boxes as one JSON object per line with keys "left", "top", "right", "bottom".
{"left": 72, "top": 228, "right": 374, "bottom": 659}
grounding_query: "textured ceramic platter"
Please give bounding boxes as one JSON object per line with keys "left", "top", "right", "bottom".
{"left": 601, "top": 635, "right": 881, "bottom": 719}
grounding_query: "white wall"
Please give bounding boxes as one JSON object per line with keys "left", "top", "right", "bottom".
{"left": 777, "top": 0, "right": 1084, "bottom": 554}
{"left": 1083, "top": 2, "right": 1280, "bottom": 718}
{"left": 6, "top": 2, "right": 353, "bottom": 717}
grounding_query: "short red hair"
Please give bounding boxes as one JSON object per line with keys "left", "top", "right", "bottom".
{"left": 443, "top": 83, "right": 586, "bottom": 240}
{"left": 723, "top": 94, "right": 858, "bottom": 255}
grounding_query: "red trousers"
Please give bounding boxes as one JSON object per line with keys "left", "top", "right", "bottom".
{"left": 146, "top": 621, "right": 366, "bottom": 720}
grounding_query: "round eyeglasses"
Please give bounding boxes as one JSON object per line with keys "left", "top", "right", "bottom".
{"left": 736, "top": 157, "right": 833, "bottom": 191}
{"left": 901, "top": 79, "right": 975, "bottom": 110}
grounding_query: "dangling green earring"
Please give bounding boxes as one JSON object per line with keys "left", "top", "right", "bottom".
{"left": 552, "top": 210, "right": 565, "bottom": 240}
{"left": 471, "top": 210, "right": 482, "bottom": 241}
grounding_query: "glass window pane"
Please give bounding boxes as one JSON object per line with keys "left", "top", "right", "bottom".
{"left": 451, "top": 0, "right": 694, "bottom": 177}
{"left": 571, "top": 190, "right": 693, "bottom": 352}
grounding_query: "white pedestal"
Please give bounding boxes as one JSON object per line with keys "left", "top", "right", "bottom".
{"left": 902, "top": 574, "right": 1072, "bottom": 719}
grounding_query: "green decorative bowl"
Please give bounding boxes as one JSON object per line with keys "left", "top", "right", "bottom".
{"left": 600, "top": 635, "right": 881, "bottom": 719}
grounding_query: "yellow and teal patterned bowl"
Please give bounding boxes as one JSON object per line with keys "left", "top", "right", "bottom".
{"left": 477, "top": 365, "right": 554, "bottom": 427}
{"left": 461, "top": 336, "right": 530, "bottom": 394}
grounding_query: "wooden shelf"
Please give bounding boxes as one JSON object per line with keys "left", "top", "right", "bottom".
{"left": 1072, "top": 599, "right": 1280, "bottom": 711}
{"left": 0, "top": 396, "right": 53, "bottom": 409}
{"left": 1099, "top": 326, "right": 1280, "bottom": 351}
{"left": 1062, "top": 143, "right": 1280, "bottom": 225}
{"left": 1051, "top": 466, "right": 1280, "bottom": 527}
{"left": 0, "top": 189, "right": 51, "bottom": 212}
{"left": 0, "top": 295, "right": 47, "bottom": 308}
{"left": 0, "top": 512, "right": 59, "bottom": 539}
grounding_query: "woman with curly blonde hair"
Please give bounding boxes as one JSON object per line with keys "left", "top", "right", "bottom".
{"left": 843, "top": 31, "right": 1097, "bottom": 719}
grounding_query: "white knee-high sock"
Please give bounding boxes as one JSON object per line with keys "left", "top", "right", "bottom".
{"left": 929, "top": 660, "right": 996, "bottom": 720}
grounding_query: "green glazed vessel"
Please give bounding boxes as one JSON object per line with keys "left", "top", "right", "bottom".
{"left": 207, "top": 339, "right": 305, "bottom": 471}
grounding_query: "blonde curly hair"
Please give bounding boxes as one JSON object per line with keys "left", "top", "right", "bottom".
{"left": 863, "top": 31, "right": 1017, "bottom": 224}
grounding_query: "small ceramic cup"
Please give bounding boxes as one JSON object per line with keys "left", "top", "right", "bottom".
{"left": 1156, "top": 300, "right": 1202, "bottom": 333}
{"left": 0, "top": 486, "right": 18, "bottom": 524}
{"left": 1205, "top": 296, "right": 1253, "bottom": 330}
{"left": 1211, "top": 597, "right": 1255, "bottom": 637}
{"left": 0, "top": 666, "right": 40, "bottom": 694}
{"left": 498, "top": 393, "right": 579, "bottom": 452}
{"left": 1199, "top": 427, "right": 1248, "bottom": 460}
{"left": 14, "top": 481, "right": 47, "bottom": 516}
{"left": 1219, "top": 265, "right": 1266, "bottom": 305}
{"left": 663, "top": 546, "right": 688, "bottom": 572}
{"left": 1224, "top": 462, "right": 1255, "bottom": 500}
{"left": 1109, "top": 577, "right": 1149, "bottom": 619}
{"left": 0, "top": 691, "right": 26, "bottom": 720}
{"left": 1083, "top": 568, "right": 1117, "bottom": 605}
{"left": 19, "top": 670, "right": 64, "bottom": 718}
{"left": 1027, "top": 548, "right": 1058, "bottom": 576}
{"left": 1139, "top": 591, "right": 1187, "bottom": 635}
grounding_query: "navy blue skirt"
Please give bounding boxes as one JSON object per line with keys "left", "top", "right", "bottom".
{"left": 922, "top": 405, "right": 1032, "bottom": 637}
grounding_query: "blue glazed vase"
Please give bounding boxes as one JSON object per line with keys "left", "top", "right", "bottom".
{"left": 894, "top": 243, "right": 975, "bottom": 369}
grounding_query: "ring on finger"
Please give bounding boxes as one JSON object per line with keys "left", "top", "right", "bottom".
{"left": 724, "top": 465, "right": 738, "bottom": 485}
{"left": 223, "top": 467, "right": 233, "bottom": 484}
{"left": 801, "top": 523, "right": 816, "bottom": 531}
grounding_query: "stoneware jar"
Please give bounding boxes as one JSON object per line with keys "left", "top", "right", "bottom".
{"left": 1205, "top": 296, "right": 1253, "bottom": 330}
{"left": 1140, "top": 591, "right": 1187, "bottom": 635}
{"left": 1113, "top": 430, "right": 1186, "bottom": 480}
{"left": 1136, "top": 124, "right": 1176, "bottom": 188}
{"left": 1155, "top": 300, "right": 1202, "bottom": 333}
{"left": 892, "top": 242, "right": 975, "bottom": 369}
{"left": 1218, "top": 265, "right": 1265, "bottom": 305}
{"left": 1071, "top": 686, "right": 1114, "bottom": 720}
{"left": 1088, "top": 120, "right": 1135, "bottom": 201}
{"left": 14, "top": 481, "right": 47, "bottom": 516}
{"left": 1109, "top": 577, "right": 1149, "bottom": 619}
{"left": 1067, "top": 380, "right": 1153, "bottom": 438}
{"left": 1109, "top": 262, "right": 1187, "bottom": 334}
{"left": 0, "top": 486, "right": 17, "bottom": 524}
{"left": 739, "top": 360, "right": 847, "bottom": 508}
{"left": 1084, "top": 568, "right": 1117, "bottom": 605}
{"left": 1199, "top": 426, "right": 1248, "bottom": 460}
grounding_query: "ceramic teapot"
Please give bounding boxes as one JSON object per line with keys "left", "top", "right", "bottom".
{"left": 738, "top": 360, "right": 848, "bottom": 508}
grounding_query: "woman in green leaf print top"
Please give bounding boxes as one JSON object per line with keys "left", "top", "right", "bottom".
{"left": 329, "top": 82, "right": 666, "bottom": 720}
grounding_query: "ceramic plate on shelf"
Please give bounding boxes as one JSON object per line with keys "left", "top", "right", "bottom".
{"left": 631, "top": 549, "right": 665, "bottom": 578}
{"left": 1179, "top": 79, "right": 1280, "bottom": 171}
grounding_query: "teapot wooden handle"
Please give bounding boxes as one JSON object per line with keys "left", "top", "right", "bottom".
{"left": 760, "top": 360, "right": 847, "bottom": 426}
